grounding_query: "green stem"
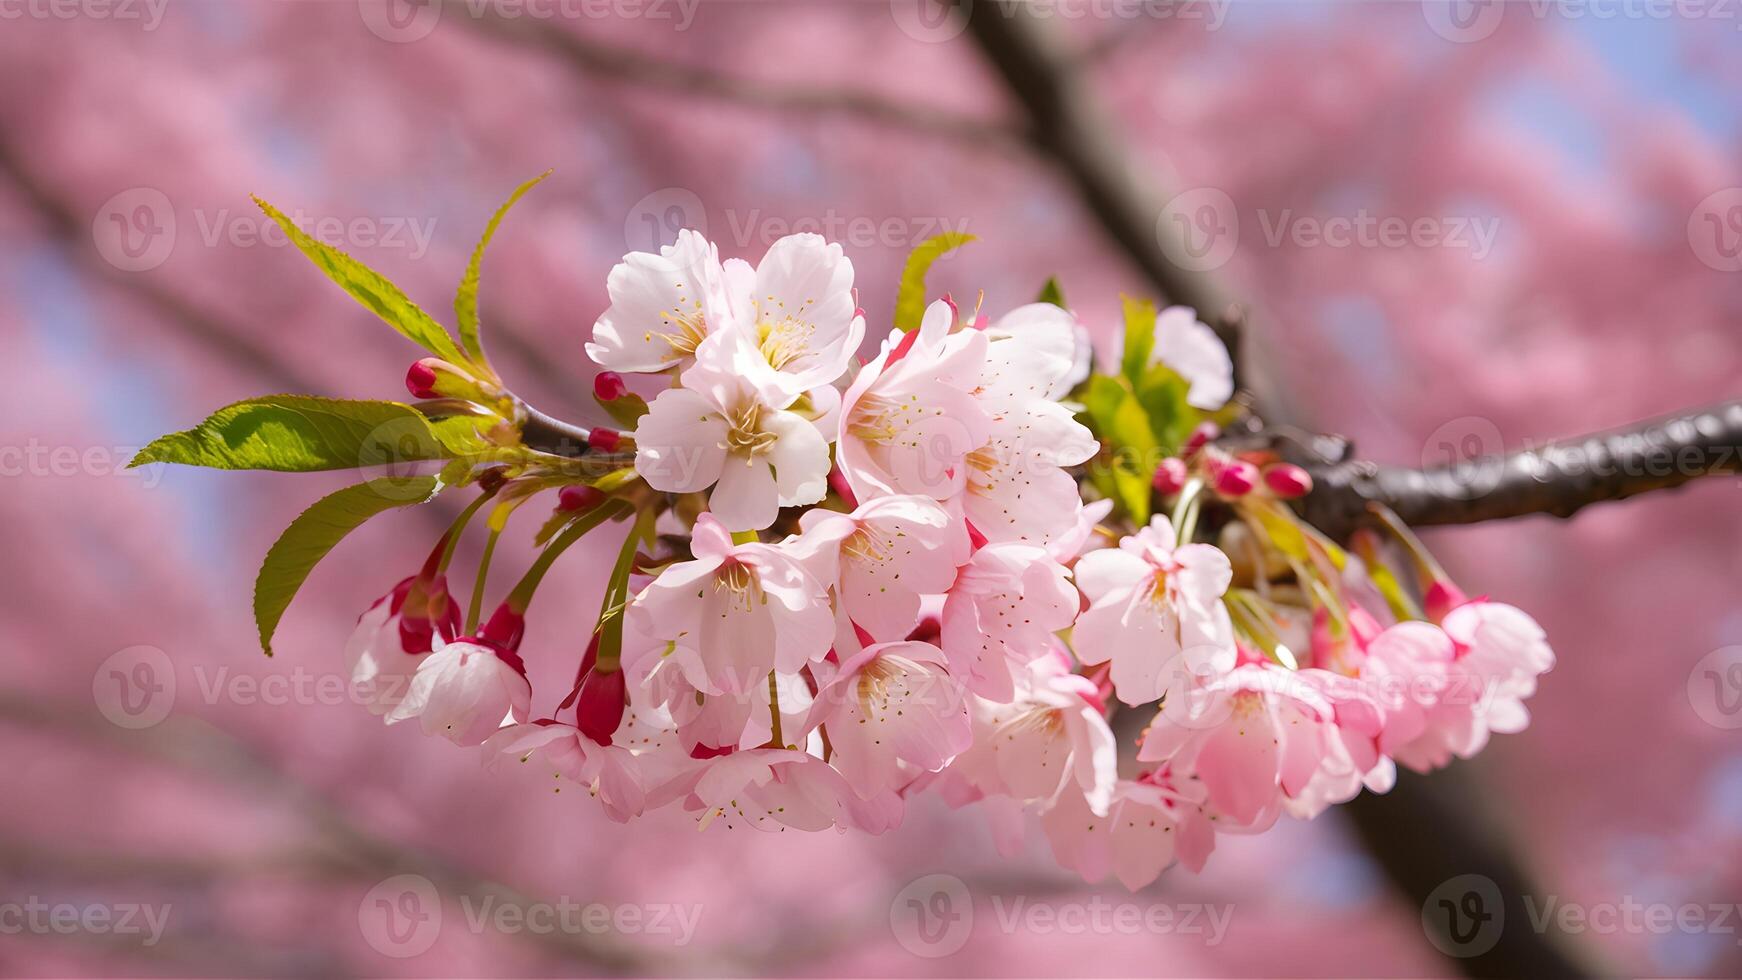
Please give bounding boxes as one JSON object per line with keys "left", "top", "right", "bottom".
{"left": 465, "top": 527, "right": 502, "bottom": 635}
{"left": 1170, "top": 476, "right": 1204, "bottom": 542}
{"left": 595, "top": 507, "right": 657, "bottom": 674}
{"left": 505, "top": 500, "right": 632, "bottom": 614}
{"left": 437, "top": 490, "right": 494, "bottom": 574}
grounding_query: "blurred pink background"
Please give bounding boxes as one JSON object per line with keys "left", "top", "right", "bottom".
{"left": 2, "top": 0, "right": 1740, "bottom": 975}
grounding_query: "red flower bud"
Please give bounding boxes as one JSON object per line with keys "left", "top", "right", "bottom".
{"left": 558, "top": 485, "right": 605, "bottom": 512}
{"left": 1263, "top": 463, "right": 1314, "bottom": 499}
{"left": 405, "top": 360, "right": 441, "bottom": 399}
{"left": 588, "top": 427, "right": 622, "bottom": 453}
{"left": 1152, "top": 457, "right": 1189, "bottom": 496}
{"left": 576, "top": 666, "right": 627, "bottom": 746}
{"left": 1183, "top": 421, "right": 1221, "bottom": 457}
{"left": 1214, "top": 460, "right": 1258, "bottom": 497}
{"left": 593, "top": 371, "right": 628, "bottom": 402}
{"left": 1424, "top": 580, "right": 1470, "bottom": 624}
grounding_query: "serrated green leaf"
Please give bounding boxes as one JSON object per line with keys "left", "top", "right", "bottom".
{"left": 254, "top": 195, "right": 464, "bottom": 363}
{"left": 894, "top": 232, "right": 977, "bottom": 332}
{"left": 456, "top": 171, "right": 552, "bottom": 370}
{"left": 1119, "top": 295, "right": 1158, "bottom": 382}
{"left": 1036, "top": 277, "right": 1067, "bottom": 308}
{"left": 255, "top": 476, "right": 440, "bottom": 656}
{"left": 132, "top": 396, "right": 454, "bottom": 473}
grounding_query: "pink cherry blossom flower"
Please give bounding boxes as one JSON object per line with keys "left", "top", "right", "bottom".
{"left": 961, "top": 305, "right": 1098, "bottom": 546}
{"left": 1043, "top": 768, "right": 1218, "bottom": 890}
{"left": 651, "top": 748, "right": 902, "bottom": 833}
{"left": 837, "top": 300, "right": 993, "bottom": 502}
{"left": 484, "top": 716, "right": 677, "bottom": 824}
{"left": 811, "top": 640, "right": 972, "bottom": 797}
{"left": 625, "top": 515, "right": 834, "bottom": 697}
{"left": 387, "top": 634, "right": 532, "bottom": 747}
{"left": 1138, "top": 661, "right": 1336, "bottom": 831}
{"left": 708, "top": 233, "right": 864, "bottom": 404}
{"left": 1071, "top": 515, "right": 1237, "bottom": 706}
{"left": 632, "top": 344, "right": 831, "bottom": 531}
{"left": 939, "top": 542, "right": 1079, "bottom": 701}
{"left": 789, "top": 494, "right": 958, "bottom": 642}
{"left": 345, "top": 573, "right": 460, "bottom": 715}
{"left": 586, "top": 230, "right": 732, "bottom": 374}
{"left": 1148, "top": 306, "right": 1233, "bottom": 411}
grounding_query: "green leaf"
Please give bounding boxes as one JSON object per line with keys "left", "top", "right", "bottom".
{"left": 893, "top": 232, "right": 977, "bottom": 332}
{"left": 1078, "top": 375, "right": 1158, "bottom": 524}
{"left": 132, "top": 396, "right": 456, "bottom": 472}
{"left": 1036, "top": 277, "right": 1067, "bottom": 308}
{"left": 456, "top": 171, "right": 552, "bottom": 369}
{"left": 1119, "top": 295, "right": 1158, "bottom": 382}
{"left": 1134, "top": 363, "right": 1197, "bottom": 454}
{"left": 255, "top": 476, "right": 440, "bottom": 656}
{"left": 253, "top": 195, "right": 465, "bottom": 363}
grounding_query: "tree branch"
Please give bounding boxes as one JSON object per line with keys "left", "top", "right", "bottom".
{"left": 952, "top": 0, "right": 1241, "bottom": 367}
{"left": 461, "top": 11, "right": 1029, "bottom": 153}
{"left": 1300, "top": 400, "right": 1742, "bottom": 538}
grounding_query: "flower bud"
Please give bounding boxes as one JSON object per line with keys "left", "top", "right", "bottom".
{"left": 479, "top": 602, "right": 526, "bottom": 654}
{"left": 1152, "top": 457, "right": 1189, "bottom": 496}
{"left": 575, "top": 666, "right": 627, "bottom": 746}
{"left": 1183, "top": 421, "right": 1220, "bottom": 457}
{"left": 1213, "top": 459, "right": 1258, "bottom": 497}
{"left": 558, "top": 485, "right": 605, "bottom": 512}
{"left": 593, "top": 371, "right": 628, "bottom": 402}
{"left": 406, "top": 357, "right": 495, "bottom": 403}
{"left": 1263, "top": 463, "right": 1314, "bottom": 499}
{"left": 1424, "top": 579, "right": 1470, "bottom": 624}
{"left": 588, "top": 427, "right": 623, "bottom": 453}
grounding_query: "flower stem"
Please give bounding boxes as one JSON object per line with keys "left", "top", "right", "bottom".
{"left": 465, "top": 527, "right": 502, "bottom": 636}
{"left": 767, "top": 671, "right": 785, "bottom": 749}
{"left": 506, "top": 499, "right": 633, "bottom": 615}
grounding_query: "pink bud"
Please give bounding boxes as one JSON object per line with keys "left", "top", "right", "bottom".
{"left": 593, "top": 371, "right": 628, "bottom": 402}
{"left": 558, "top": 485, "right": 605, "bottom": 512}
{"left": 1424, "top": 580, "right": 1470, "bottom": 624}
{"left": 405, "top": 360, "right": 441, "bottom": 399}
{"left": 1183, "top": 421, "right": 1220, "bottom": 457}
{"left": 1214, "top": 460, "right": 1258, "bottom": 497}
{"left": 1263, "top": 463, "right": 1314, "bottom": 499}
{"left": 576, "top": 667, "right": 627, "bottom": 746}
{"left": 1152, "top": 457, "right": 1189, "bottom": 496}
{"left": 588, "top": 427, "right": 622, "bottom": 453}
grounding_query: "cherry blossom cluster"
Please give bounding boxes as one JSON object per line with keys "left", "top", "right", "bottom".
{"left": 342, "top": 231, "right": 1555, "bottom": 889}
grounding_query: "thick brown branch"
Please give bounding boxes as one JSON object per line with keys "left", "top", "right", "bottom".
{"left": 953, "top": 0, "right": 1240, "bottom": 366}
{"left": 1301, "top": 400, "right": 1742, "bottom": 538}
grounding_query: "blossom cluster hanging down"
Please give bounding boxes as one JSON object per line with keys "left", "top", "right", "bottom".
{"left": 137, "top": 181, "right": 1555, "bottom": 890}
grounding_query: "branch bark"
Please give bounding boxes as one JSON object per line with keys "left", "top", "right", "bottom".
{"left": 952, "top": 0, "right": 1241, "bottom": 365}
{"left": 1301, "top": 400, "right": 1742, "bottom": 538}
